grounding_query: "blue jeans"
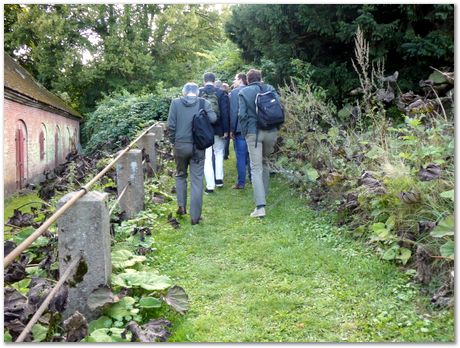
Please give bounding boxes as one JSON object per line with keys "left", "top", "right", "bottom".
{"left": 233, "top": 133, "right": 251, "bottom": 186}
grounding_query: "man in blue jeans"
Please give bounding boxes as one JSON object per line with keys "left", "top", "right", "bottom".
{"left": 229, "top": 73, "right": 251, "bottom": 189}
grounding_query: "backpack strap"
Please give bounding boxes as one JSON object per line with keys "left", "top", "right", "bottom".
{"left": 199, "top": 98, "right": 204, "bottom": 111}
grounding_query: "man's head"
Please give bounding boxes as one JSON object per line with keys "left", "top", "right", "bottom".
{"left": 246, "top": 69, "right": 262, "bottom": 84}
{"left": 222, "top": 83, "right": 230, "bottom": 93}
{"left": 182, "top": 82, "right": 199, "bottom": 96}
{"left": 203, "top": 72, "right": 216, "bottom": 84}
{"left": 233, "top": 73, "right": 247, "bottom": 87}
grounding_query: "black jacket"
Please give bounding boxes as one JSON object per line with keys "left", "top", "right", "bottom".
{"left": 199, "top": 84, "right": 230, "bottom": 136}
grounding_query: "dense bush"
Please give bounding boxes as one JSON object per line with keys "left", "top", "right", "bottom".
{"left": 273, "top": 32, "right": 454, "bottom": 303}
{"left": 82, "top": 89, "right": 179, "bottom": 155}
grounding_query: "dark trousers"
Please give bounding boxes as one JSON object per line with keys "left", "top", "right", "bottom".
{"left": 174, "top": 142, "right": 205, "bottom": 221}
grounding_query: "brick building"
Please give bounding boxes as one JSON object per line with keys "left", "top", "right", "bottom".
{"left": 4, "top": 53, "right": 82, "bottom": 196}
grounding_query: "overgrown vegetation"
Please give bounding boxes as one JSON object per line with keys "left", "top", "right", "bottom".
{"left": 273, "top": 27, "right": 454, "bottom": 306}
{"left": 4, "top": 133, "right": 190, "bottom": 342}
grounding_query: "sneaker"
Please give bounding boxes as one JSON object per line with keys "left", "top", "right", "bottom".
{"left": 250, "top": 207, "right": 266, "bottom": 218}
{"left": 205, "top": 188, "right": 214, "bottom": 194}
{"left": 232, "top": 184, "right": 244, "bottom": 189}
{"left": 215, "top": 179, "right": 224, "bottom": 188}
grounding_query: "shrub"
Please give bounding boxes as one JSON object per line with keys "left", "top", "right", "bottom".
{"left": 82, "top": 88, "right": 180, "bottom": 155}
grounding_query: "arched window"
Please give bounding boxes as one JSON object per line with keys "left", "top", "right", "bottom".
{"left": 39, "top": 123, "right": 47, "bottom": 161}
{"left": 15, "top": 120, "right": 28, "bottom": 189}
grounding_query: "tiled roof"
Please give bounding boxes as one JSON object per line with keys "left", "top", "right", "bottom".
{"left": 4, "top": 53, "right": 81, "bottom": 118}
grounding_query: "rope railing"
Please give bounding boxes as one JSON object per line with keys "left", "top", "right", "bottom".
{"left": 109, "top": 182, "right": 130, "bottom": 215}
{"left": 15, "top": 254, "right": 83, "bottom": 342}
{"left": 4, "top": 122, "right": 160, "bottom": 268}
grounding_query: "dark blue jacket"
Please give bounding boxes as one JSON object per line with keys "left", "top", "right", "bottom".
{"left": 199, "top": 84, "right": 230, "bottom": 136}
{"left": 229, "top": 85, "right": 246, "bottom": 134}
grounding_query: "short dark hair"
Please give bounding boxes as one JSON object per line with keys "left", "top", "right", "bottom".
{"left": 237, "top": 73, "right": 247, "bottom": 85}
{"left": 203, "top": 72, "right": 216, "bottom": 83}
{"left": 247, "top": 69, "right": 262, "bottom": 84}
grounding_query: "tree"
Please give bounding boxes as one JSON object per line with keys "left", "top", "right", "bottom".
{"left": 225, "top": 4, "right": 454, "bottom": 103}
{"left": 4, "top": 4, "right": 226, "bottom": 113}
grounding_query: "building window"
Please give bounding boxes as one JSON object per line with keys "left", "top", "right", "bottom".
{"left": 39, "top": 130, "right": 45, "bottom": 161}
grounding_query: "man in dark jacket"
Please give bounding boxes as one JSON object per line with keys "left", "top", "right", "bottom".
{"left": 167, "top": 82, "right": 216, "bottom": 225}
{"left": 199, "top": 72, "right": 230, "bottom": 192}
{"left": 229, "top": 72, "right": 251, "bottom": 189}
{"left": 238, "top": 69, "right": 280, "bottom": 218}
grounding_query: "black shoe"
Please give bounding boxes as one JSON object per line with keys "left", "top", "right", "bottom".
{"left": 215, "top": 180, "right": 224, "bottom": 188}
{"left": 176, "top": 207, "right": 186, "bottom": 215}
{"left": 205, "top": 189, "right": 214, "bottom": 194}
{"left": 191, "top": 219, "right": 200, "bottom": 225}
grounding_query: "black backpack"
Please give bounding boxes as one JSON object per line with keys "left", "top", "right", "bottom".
{"left": 192, "top": 99, "right": 214, "bottom": 150}
{"left": 255, "top": 85, "right": 285, "bottom": 130}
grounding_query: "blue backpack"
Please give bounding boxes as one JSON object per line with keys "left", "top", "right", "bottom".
{"left": 192, "top": 99, "right": 214, "bottom": 150}
{"left": 255, "top": 85, "right": 285, "bottom": 130}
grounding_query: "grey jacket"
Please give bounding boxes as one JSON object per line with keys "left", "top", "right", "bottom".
{"left": 167, "top": 96, "right": 217, "bottom": 144}
{"left": 238, "top": 82, "right": 279, "bottom": 136}
{"left": 229, "top": 84, "right": 246, "bottom": 134}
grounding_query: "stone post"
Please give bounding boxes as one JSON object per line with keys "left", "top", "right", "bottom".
{"left": 137, "top": 133, "right": 157, "bottom": 174}
{"left": 116, "top": 149, "right": 144, "bottom": 219}
{"left": 57, "top": 191, "right": 111, "bottom": 321}
{"left": 149, "top": 124, "right": 164, "bottom": 141}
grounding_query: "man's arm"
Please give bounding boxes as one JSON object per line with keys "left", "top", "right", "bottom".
{"left": 167, "top": 100, "right": 177, "bottom": 144}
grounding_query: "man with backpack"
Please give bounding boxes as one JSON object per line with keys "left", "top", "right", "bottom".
{"left": 238, "top": 69, "right": 284, "bottom": 218}
{"left": 167, "top": 82, "right": 217, "bottom": 225}
{"left": 229, "top": 72, "right": 251, "bottom": 189}
{"left": 199, "top": 72, "right": 230, "bottom": 192}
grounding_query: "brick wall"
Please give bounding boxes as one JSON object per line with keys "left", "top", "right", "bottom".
{"left": 4, "top": 99, "right": 80, "bottom": 196}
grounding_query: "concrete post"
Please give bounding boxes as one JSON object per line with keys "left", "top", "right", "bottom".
{"left": 116, "top": 149, "right": 144, "bottom": 219}
{"left": 137, "top": 133, "right": 157, "bottom": 173}
{"left": 57, "top": 191, "right": 111, "bottom": 321}
{"left": 149, "top": 125, "right": 164, "bottom": 141}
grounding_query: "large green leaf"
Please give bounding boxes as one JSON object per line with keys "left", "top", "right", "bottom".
{"left": 88, "top": 316, "right": 112, "bottom": 333}
{"left": 32, "top": 323, "right": 48, "bottom": 342}
{"left": 430, "top": 215, "right": 454, "bottom": 238}
{"left": 396, "top": 248, "right": 412, "bottom": 265}
{"left": 440, "top": 241, "right": 454, "bottom": 260}
{"left": 112, "top": 249, "right": 146, "bottom": 269}
{"left": 139, "top": 297, "right": 162, "bottom": 309}
{"left": 163, "top": 286, "right": 189, "bottom": 314}
{"left": 106, "top": 296, "right": 137, "bottom": 321}
{"left": 86, "top": 328, "right": 130, "bottom": 342}
{"left": 112, "top": 272, "right": 172, "bottom": 291}
{"left": 382, "top": 245, "right": 398, "bottom": 260}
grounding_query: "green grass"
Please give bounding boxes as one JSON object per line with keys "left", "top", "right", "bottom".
{"left": 152, "top": 155, "right": 454, "bottom": 342}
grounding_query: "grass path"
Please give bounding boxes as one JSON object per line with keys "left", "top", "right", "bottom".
{"left": 153, "top": 155, "right": 454, "bottom": 342}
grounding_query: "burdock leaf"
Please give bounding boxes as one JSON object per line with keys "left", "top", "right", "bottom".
{"left": 138, "top": 297, "right": 162, "bottom": 309}
{"left": 430, "top": 215, "right": 454, "bottom": 238}
{"left": 440, "top": 241, "right": 454, "bottom": 260}
{"left": 112, "top": 249, "right": 146, "bottom": 269}
{"left": 163, "top": 286, "right": 189, "bottom": 314}
{"left": 112, "top": 272, "right": 172, "bottom": 291}
{"left": 32, "top": 323, "right": 48, "bottom": 342}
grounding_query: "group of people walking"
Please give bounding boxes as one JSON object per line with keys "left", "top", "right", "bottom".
{"left": 167, "top": 69, "right": 281, "bottom": 225}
